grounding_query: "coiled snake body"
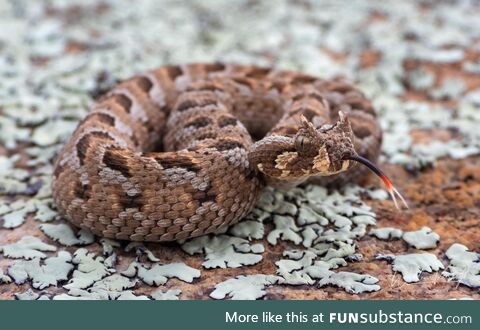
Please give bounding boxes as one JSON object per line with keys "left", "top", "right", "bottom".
{"left": 53, "top": 63, "right": 404, "bottom": 242}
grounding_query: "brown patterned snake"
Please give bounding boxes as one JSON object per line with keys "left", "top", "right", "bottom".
{"left": 52, "top": 63, "right": 407, "bottom": 242}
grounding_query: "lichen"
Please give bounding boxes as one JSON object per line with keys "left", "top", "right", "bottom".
{"left": 182, "top": 235, "right": 264, "bottom": 269}
{"left": 40, "top": 223, "right": 95, "bottom": 246}
{"left": 377, "top": 253, "right": 444, "bottom": 283}
{"left": 267, "top": 215, "right": 303, "bottom": 245}
{"left": 8, "top": 251, "right": 73, "bottom": 289}
{"left": 0, "top": 236, "right": 57, "bottom": 259}
{"left": 229, "top": 220, "right": 265, "bottom": 240}
{"left": 129, "top": 262, "right": 201, "bottom": 286}
{"left": 402, "top": 227, "right": 440, "bottom": 250}
{"left": 442, "top": 244, "right": 480, "bottom": 288}
{"left": 318, "top": 272, "right": 381, "bottom": 294}
{"left": 370, "top": 227, "right": 404, "bottom": 241}
{"left": 0, "top": 268, "right": 12, "bottom": 284}
{"left": 210, "top": 275, "right": 280, "bottom": 300}
{"left": 151, "top": 289, "right": 182, "bottom": 300}
{"left": 63, "top": 249, "right": 114, "bottom": 290}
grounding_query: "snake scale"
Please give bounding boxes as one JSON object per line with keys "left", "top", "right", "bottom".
{"left": 52, "top": 63, "right": 406, "bottom": 242}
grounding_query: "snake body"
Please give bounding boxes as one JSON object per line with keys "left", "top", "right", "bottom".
{"left": 52, "top": 63, "right": 382, "bottom": 242}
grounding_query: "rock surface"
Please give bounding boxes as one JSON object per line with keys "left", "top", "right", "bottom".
{"left": 1, "top": 0, "right": 479, "bottom": 300}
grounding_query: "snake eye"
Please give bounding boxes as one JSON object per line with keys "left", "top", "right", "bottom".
{"left": 295, "top": 134, "right": 310, "bottom": 153}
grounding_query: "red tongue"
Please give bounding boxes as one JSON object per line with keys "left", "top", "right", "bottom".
{"left": 347, "top": 155, "right": 409, "bottom": 210}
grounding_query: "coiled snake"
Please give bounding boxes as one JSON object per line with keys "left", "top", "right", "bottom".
{"left": 52, "top": 63, "right": 407, "bottom": 242}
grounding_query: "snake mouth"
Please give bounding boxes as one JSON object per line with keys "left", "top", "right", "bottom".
{"left": 346, "top": 154, "right": 409, "bottom": 210}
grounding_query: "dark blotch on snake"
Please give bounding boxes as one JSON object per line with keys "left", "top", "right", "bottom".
{"left": 112, "top": 93, "right": 133, "bottom": 113}
{"left": 155, "top": 155, "right": 202, "bottom": 173}
{"left": 136, "top": 76, "right": 153, "bottom": 93}
{"left": 176, "top": 98, "right": 218, "bottom": 112}
{"left": 74, "top": 182, "right": 89, "bottom": 200}
{"left": 204, "top": 62, "right": 226, "bottom": 73}
{"left": 193, "top": 183, "right": 217, "bottom": 204}
{"left": 77, "top": 131, "right": 115, "bottom": 166}
{"left": 218, "top": 116, "right": 238, "bottom": 128}
{"left": 119, "top": 194, "right": 144, "bottom": 210}
{"left": 292, "top": 92, "right": 325, "bottom": 103}
{"left": 103, "top": 148, "right": 132, "bottom": 178}
{"left": 196, "top": 132, "right": 218, "bottom": 141}
{"left": 291, "top": 75, "right": 317, "bottom": 84}
{"left": 165, "top": 65, "right": 183, "bottom": 81}
{"left": 188, "top": 83, "right": 225, "bottom": 93}
{"left": 82, "top": 112, "right": 116, "bottom": 127}
{"left": 213, "top": 139, "right": 245, "bottom": 151}
{"left": 185, "top": 117, "right": 212, "bottom": 129}
{"left": 245, "top": 67, "right": 271, "bottom": 78}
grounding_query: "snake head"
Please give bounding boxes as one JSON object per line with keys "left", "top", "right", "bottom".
{"left": 250, "top": 112, "right": 356, "bottom": 180}
{"left": 294, "top": 112, "right": 356, "bottom": 176}
{"left": 315, "top": 112, "right": 356, "bottom": 173}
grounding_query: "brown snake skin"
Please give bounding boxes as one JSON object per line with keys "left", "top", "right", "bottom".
{"left": 52, "top": 63, "right": 382, "bottom": 242}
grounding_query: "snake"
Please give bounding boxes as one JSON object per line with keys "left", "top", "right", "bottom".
{"left": 52, "top": 63, "right": 407, "bottom": 242}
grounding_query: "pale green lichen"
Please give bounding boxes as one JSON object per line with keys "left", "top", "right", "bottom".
{"left": 14, "top": 289, "right": 41, "bottom": 300}
{"left": 152, "top": 288, "right": 182, "bottom": 300}
{"left": 182, "top": 235, "right": 263, "bottom": 269}
{"left": 8, "top": 251, "right": 73, "bottom": 289}
{"left": 301, "top": 226, "right": 319, "bottom": 248}
{"left": 370, "top": 227, "right": 404, "bottom": 240}
{"left": 123, "top": 261, "right": 201, "bottom": 286}
{"left": 33, "top": 200, "right": 58, "bottom": 223}
{"left": 275, "top": 250, "right": 318, "bottom": 285}
{"left": 40, "top": 223, "right": 95, "bottom": 246}
{"left": 275, "top": 249, "right": 378, "bottom": 293}
{"left": 377, "top": 253, "right": 444, "bottom": 283}
{"left": 62, "top": 274, "right": 138, "bottom": 300}
{"left": 0, "top": 236, "right": 56, "bottom": 259}
{"left": 229, "top": 220, "right": 265, "bottom": 240}
{"left": 275, "top": 250, "right": 347, "bottom": 286}
{"left": 364, "top": 188, "right": 389, "bottom": 200}
{"left": 210, "top": 274, "right": 280, "bottom": 300}
{"left": 274, "top": 201, "right": 298, "bottom": 216}
{"left": 297, "top": 205, "right": 329, "bottom": 226}
{"left": 1, "top": 200, "right": 37, "bottom": 228}
{"left": 314, "top": 241, "right": 357, "bottom": 261}
{"left": 429, "top": 78, "right": 466, "bottom": 100}
{"left": 1, "top": 198, "right": 57, "bottom": 229}
{"left": 406, "top": 68, "right": 435, "bottom": 91}
{"left": 0, "top": 156, "right": 29, "bottom": 195}
{"left": 267, "top": 215, "right": 303, "bottom": 245}
{"left": 318, "top": 272, "right": 381, "bottom": 294}
{"left": 31, "top": 119, "right": 78, "bottom": 147}
{"left": 0, "top": 268, "right": 12, "bottom": 284}
{"left": 442, "top": 244, "right": 480, "bottom": 288}
{"left": 100, "top": 238, "right": 121, "bottom": 256}
{"left": 402, "top": 227, "right": 440, "bottom": 250}
{"left": 63, "top": 249, "right": 114, "bottom": 290}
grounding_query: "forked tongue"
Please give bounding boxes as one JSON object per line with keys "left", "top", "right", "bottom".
{"left": 347, "top": 155, "right": 408, "bottom": 210}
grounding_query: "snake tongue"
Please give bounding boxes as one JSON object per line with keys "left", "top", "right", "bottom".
{"left": 346, "top": 155, "right": 409, "bottom": 210}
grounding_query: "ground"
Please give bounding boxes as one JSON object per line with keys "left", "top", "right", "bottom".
{"left": 0, "top": 0, "right": 479, "bottom": 300}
